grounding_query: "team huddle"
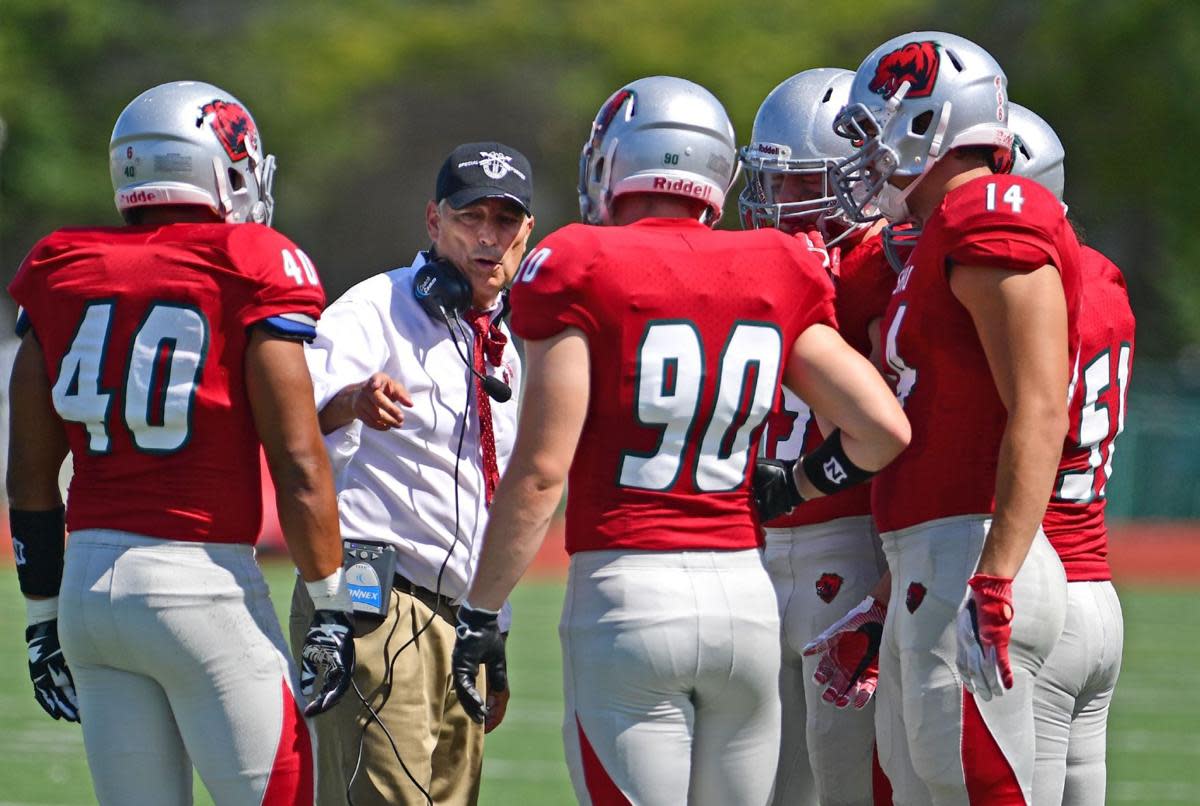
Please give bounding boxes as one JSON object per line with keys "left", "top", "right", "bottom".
{"left": 8, "top": 27, "right": 1130, "bottom": 806}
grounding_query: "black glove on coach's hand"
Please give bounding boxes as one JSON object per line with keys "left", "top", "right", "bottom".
{"left": 452, "top": 604, "right": 508, "bottom": 724}
{"left": 753, "top": 458, "right": 805, "bottom": 523}
{"left": 26, "top": 620, "right": 79, "bottom": 722}
{"left": 300, "top": 610, "right": 355, "bottom": 717}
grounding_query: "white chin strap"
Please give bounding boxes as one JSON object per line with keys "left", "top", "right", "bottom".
{"left": 879, "top": 100, "right": 954, "bottom": 223}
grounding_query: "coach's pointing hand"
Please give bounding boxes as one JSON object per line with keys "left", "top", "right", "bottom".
{"left": 354, "top": 372, "right": 413, "bottom": 430}
{"left": 452, "top": 603, "right": 508, "bottom": 724}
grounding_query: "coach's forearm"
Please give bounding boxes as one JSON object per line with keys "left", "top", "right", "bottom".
{"left": 317, "top": 383, "right": 363, "bottom": 434}
{"left": 977, "top": 402, "right": 1068, "bottom": 579}
{"left": 467, "top": 470, "right": 565, "bottom": 612}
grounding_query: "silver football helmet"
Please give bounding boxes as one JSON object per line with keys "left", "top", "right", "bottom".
{"left": 579, "top": 76, "right": 738, "bottom": 226}
{"left": 739, "top": 68, "right": 863, "bottom": 241}
{"left": 1008, "top": 103, "right": 1065, "bottom": 202}
{"left": 110, "top": 81, "right": 276, "bottom": 225}
{"left": 830, "top": 32, "right": 1014, "bottom": 223}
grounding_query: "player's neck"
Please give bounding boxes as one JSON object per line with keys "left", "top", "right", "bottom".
{"left": 907, "top": 160, "right": 994, "bottom": 223}
{"left": 611, "top": 194, "right": 709, "bottom": 226}
{"left": 131, "top": 205, "right": 225, "bottom": 227}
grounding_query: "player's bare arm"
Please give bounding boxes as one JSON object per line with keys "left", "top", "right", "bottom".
{"left": 245, "top": 328, "right": 343, "bottom": 580}
{"left": 8, "top": 332, "right": 79, "bottom": 722}
{"left": 782, "top": 323, "right": 911, "bottom": 499}
{"left": 317, "top": 372, "right": 413, "bottom": 434}
{"left": 951, "top": 263, "right": 1070, "bottom": 578}
{"left": 7, "top": 333, "right": 69, "bottom": 516}
{"left": 466, "top": 327, "right": 590, "bottom": 611}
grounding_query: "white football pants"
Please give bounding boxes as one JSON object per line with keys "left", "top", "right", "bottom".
{"left": 1032, "top": 580, "right": 1123, "bottom": 805}
{"left": 560, "top": 549, "right": 782, "bottom": 806}
{"left": 57, "top": 530, "right": 312, "bottom": 806}
{"left": 876, "top": 515, "right": 1066, "bottom": 806}
{"left": 763, "top": 516, "right": 887, "bottom": 806}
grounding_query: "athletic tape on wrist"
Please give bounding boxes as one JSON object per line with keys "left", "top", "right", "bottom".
{"left": 800, "top": 429, "right": 875, "bottom": 496}
{"left": 10, "top": 507, "right": 66, "bottom": 598}
{"left": 306, "top": 566, "right": 352, "bottom": 612}
{"left": 24, "top": 596, "right": 59, "bottom": 626}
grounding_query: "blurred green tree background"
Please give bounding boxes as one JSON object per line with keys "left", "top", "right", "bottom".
{"left": 4, "top": 0, "right": 1198, "bottom": 360}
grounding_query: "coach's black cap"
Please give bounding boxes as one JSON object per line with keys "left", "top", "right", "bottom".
{"left": 436, "top": 142, "right": 533, "bottom": 215}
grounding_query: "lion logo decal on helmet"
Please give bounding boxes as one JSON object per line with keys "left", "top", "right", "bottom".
{"left": 197, "top": 100, "right": 257, "bottom": 162}
{"left": 870, "top": 41, "right": 940, "bottom": 100}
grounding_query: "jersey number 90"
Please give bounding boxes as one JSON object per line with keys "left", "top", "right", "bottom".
{"left": 619, "top": 321, "right": 782, "bottom": 492}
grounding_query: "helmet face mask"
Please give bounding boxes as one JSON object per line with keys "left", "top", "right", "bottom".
{"left": 739, "top": 153, "right": 837, "bottom": 229}
{"left": 110, "top": 81, "right": 275, "bottom": 226}
{"left": 829, "top": 32, "right": 1014, "bottom": 223}
{"left": 578, "top": 77, "right": 738, "bottom": 226}
{"left": 739, "top": 69, "right": 865, "bottom": 242}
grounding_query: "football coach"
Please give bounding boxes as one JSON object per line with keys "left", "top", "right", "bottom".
{"left": 291, "top": 142, "right": 535, "bottom": 805}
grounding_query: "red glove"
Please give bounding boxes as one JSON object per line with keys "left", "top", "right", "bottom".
{"left": 955, "top": 574, "right": 1015, "bottom": 700}
{"left": 802, "top": 596, "right": 887, "bottom": 709}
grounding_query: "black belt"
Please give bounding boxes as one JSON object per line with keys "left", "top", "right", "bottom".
{"left": 393, "top": 572, "right": 459, "bottom": 624}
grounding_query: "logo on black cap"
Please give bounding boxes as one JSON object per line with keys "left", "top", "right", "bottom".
{"left": 458, "top": 151, "right": 527, "bottom": 181}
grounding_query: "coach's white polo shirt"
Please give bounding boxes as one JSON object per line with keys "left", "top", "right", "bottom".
{"left": 306, "top": 252, "right": 521, "bottom": 620}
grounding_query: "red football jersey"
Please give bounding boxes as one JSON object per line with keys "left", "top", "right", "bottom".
{"left": 9, "top": 223, "right": 325, "bottom": 544}
{"left": 510, "top": 217, "right": 835, "bottom": 554}
{"left": 761, "top": 232, "right": 895, "bottom": 528}
{"left": 871, "top": 175, "right": 1083, "bottom": 533}
{"left": 1042, "top": 246, "right": 1135, "bottom": 581}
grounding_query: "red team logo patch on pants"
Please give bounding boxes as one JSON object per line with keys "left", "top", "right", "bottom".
{"left": 815, "top": 572, "right": 844, "bottom": 604}
{"left": 905, "top": 581, "right": 927, "bottom": 613}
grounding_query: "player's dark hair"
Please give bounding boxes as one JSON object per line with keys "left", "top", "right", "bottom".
{"left": 1067, "top": 212, "right": 1087, "bottom": 244}
{"left": 952, "top": 145, "right": 1006, "bottom": 173}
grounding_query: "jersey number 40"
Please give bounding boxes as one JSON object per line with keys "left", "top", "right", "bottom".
{"left": 619, "top": 321, "right": 782, "bottom": 493}
{"left": 51, "top": 301, "right": 209, "bottom": 455}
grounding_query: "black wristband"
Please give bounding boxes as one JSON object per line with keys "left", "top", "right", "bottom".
{"left": 11, "top": 507, "right": 66, "bottom": 597}
{"left": 800, "top": 430, "right": 875, "bottom": 496}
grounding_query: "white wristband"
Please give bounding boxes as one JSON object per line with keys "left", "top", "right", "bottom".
{"left": 25, "top": 596, "right": 59, "bottom": 626}
{"left": 460, "top": 599, "right": 500, "bottom": 617}
{"left": 305, "top": 567, "right": 351, "bottom": 612}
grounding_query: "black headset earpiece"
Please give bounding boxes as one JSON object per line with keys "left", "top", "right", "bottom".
{"left": 413, "top": 256, "right": 472, "bottom": 322}
{"left": 413, "top": 254, "right": 513, "bottom": 403}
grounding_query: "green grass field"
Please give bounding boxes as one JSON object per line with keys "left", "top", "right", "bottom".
{"left": 0, "top": 562, "right": 1195, "bottom": 804}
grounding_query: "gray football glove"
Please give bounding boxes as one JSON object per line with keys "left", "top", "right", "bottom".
{"left": 299, "top": 610, "right": 355, "bottom": 717}
{"left": 26, "top": 620, "right": 79, "bottom": 722}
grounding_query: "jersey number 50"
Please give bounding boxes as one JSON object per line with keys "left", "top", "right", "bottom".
{"left": 619, "top": 321, "right": 782, "bottom": 492}
{"left": 51, "top": 302, "right": 209, "bottom": 455}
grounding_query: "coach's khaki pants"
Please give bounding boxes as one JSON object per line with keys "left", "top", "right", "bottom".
{"left": 291, "top": 579, "right": 484, "bottom": 806}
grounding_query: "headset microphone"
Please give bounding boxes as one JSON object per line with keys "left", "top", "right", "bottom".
{"left": 480, "top": 373, "right": 513, "bottom": 403}
{"left": 442, "top": 308, "right": 513, "bottom": 403}
{"left": 412, "top": 257, "right": 513, "bottom": 403}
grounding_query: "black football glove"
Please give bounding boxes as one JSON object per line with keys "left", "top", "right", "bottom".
{"left": 452, "top": 604, "right": 508, "bottom": 724}
{"left": 26, "top": 620, "right": 79, "bottom": 722}
{"left": 753, "top": 458, "right": 805, "bottom": 522}
{"left": 299, "top": 610, "right": 355, "bottom": 717}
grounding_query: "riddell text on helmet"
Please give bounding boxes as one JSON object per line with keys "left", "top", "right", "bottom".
{"left": 652, "top": 177, "right": 712, "bottom": 199}
{"left": 119, "top": 189, "right": 159, "bottom": 205}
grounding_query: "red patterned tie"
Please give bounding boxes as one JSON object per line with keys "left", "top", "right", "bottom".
{"left": 465, "top": 309, "right": 502, "bottom": 507}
